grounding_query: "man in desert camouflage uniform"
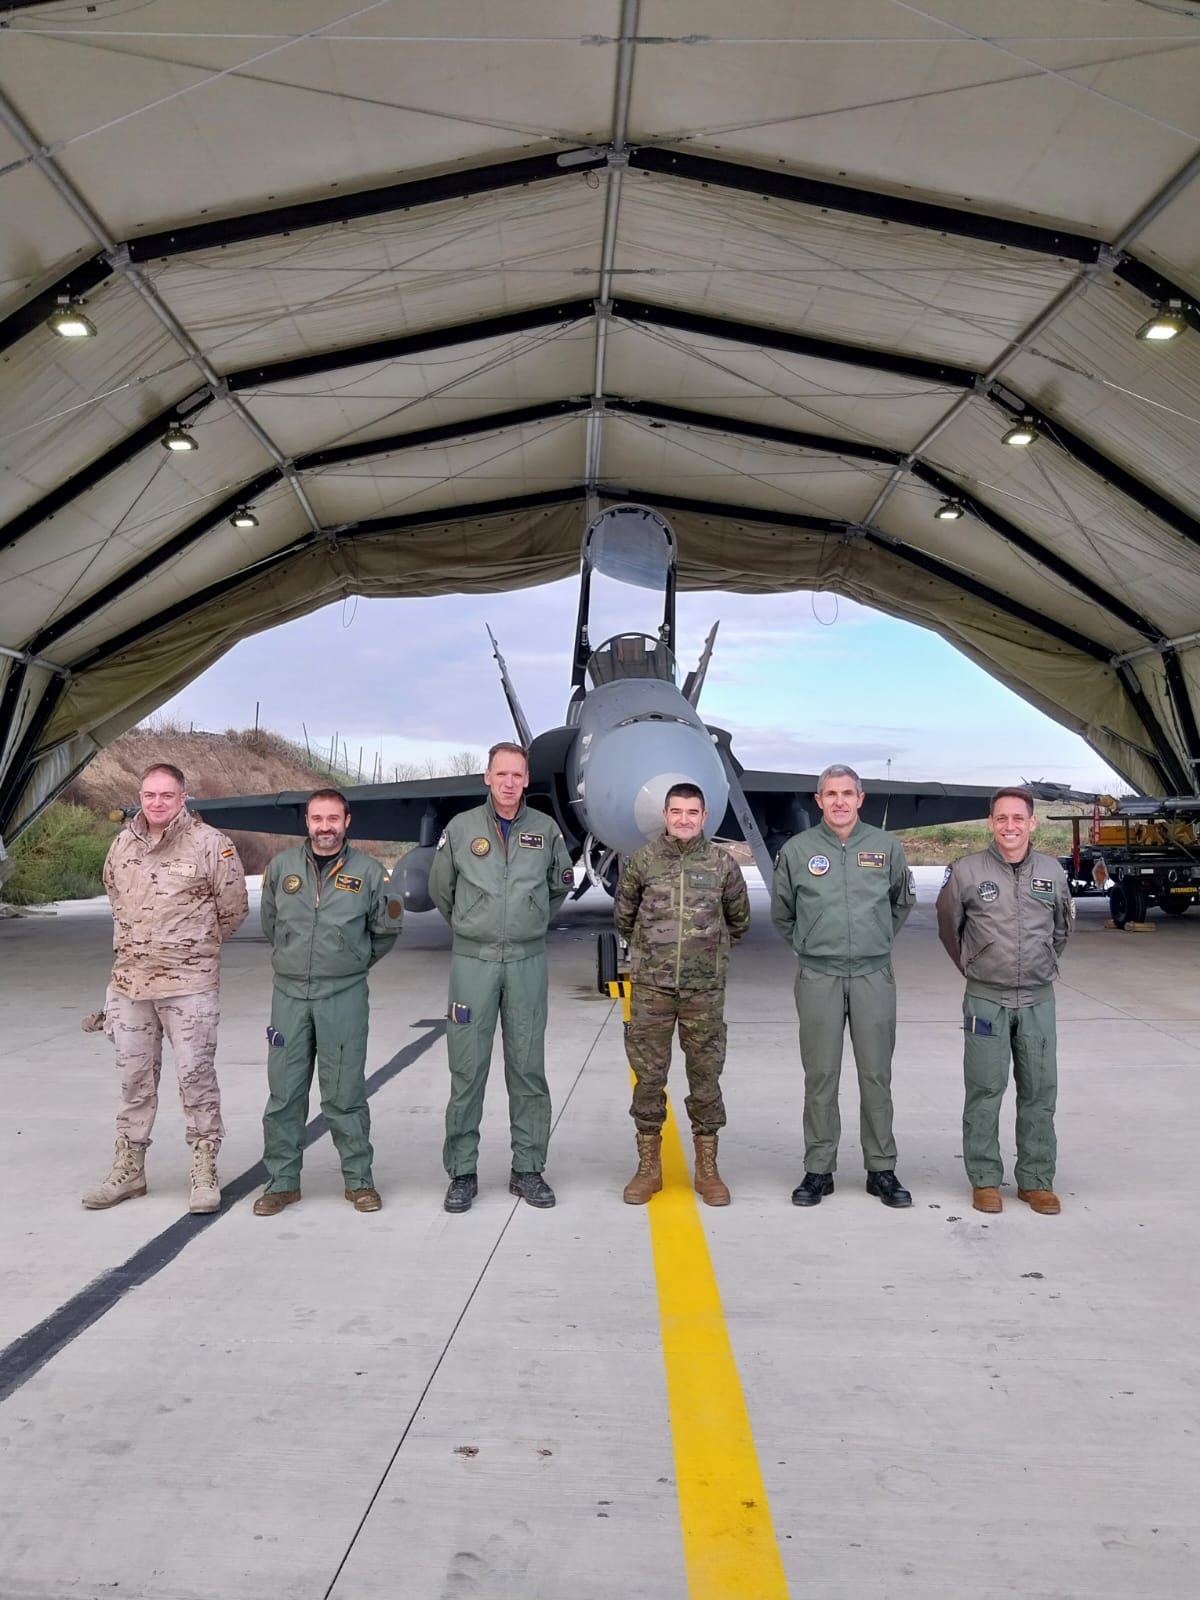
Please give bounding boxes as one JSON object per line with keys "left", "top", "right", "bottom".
{"left": 614, "top": 783, "right": 751, "bottom": 1205}
{"left": 84, "top": 762, "right": 248, "bottom": 1214}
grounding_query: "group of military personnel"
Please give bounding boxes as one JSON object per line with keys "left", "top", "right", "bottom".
{"left": 83, "top": 748, "right": 1073, "bottom": 1221}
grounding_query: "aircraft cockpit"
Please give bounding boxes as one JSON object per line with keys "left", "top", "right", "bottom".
{"left": 586, "top": 632, "right": 678, "bottom": 688}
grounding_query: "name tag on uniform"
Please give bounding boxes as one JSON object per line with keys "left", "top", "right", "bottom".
{"left": 335, "top": 873, "right": 363, "bottom": 893}
{"left": 167, "top": 861, "right": 197, "bottom": 878}
{"left": 857, "top": 851, "right": 886, "bottom": 868}
{"left": 687, "top": 869, "right": 718, "bottom": 888}
{"left": 518, "top": 832, "right": 544, "bottom": 849}
{"left": 1031, "top": 877, "right": 1055, "bottom": 900}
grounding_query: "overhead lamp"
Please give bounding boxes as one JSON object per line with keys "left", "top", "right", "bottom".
{"left": 1136, "top": 300, "right": 1188, "bottom": 343}
{"left": 229, "top": 506, "right": 259, "bottom": 529}
{"left": 47, "top": 295, "right": 97, "bottom": 338}
{"left": 162, "top": 423, "right": 198, "bottom": 452}
{"left": 1002, "top": 415, "right": 1038, "bottom": 448}
{"left": 934, "top": 497, "right": 965, "bottom": 521}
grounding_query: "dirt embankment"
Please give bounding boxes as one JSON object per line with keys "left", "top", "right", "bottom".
{"left": 64, "top": 727, "right": 405, "bottom": 874}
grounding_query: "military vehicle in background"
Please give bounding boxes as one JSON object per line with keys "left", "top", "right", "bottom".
{"left": 1056, "top": 794, "right": 1200, "bottom": 926}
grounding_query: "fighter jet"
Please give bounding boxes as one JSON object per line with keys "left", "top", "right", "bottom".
{"left": 192, "top": 502, "right": 1003, "bottom": 908}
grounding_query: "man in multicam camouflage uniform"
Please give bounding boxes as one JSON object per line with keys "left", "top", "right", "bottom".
{"left": 84, "top": 762, "right": 248, "bottom": 1214}
{"left": 614, "top": 782, "right": 751, "bottom": 1206}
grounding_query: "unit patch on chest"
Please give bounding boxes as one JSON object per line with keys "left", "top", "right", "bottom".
{"left": 470, "top": 836, "right": 491, "bottom": 857}
{"left": 857, "top": 851, "right": 886, "bottom": 868}
{"left": 282, "top": 873, "right": 303, "bottom": 894}
{"left": 1031, "top": 877, "right": 1055, "bottom": 899}
{"left": 977, "top": 880, "right": 999, "bottom": 903}
{"left": 334, "top": 873, "right": 363, "bottom": 893}
{"left": 518, "top": 832, "right": 544, "bottom": 849}
{"left": 807, "top": 854, "right": 830, "bottom": 875}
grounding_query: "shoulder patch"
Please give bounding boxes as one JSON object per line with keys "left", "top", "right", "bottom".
{"left": 942, "top": 864, "right": 953, "bottom": 884}
{"left": 436, "top": 831, "right": 447, "bottom": 851}
{"left": 386, "top": 897, "right": 403, "bottom": 920}
{"left": 221, "top": 847, "right": 235, "bottom": 859}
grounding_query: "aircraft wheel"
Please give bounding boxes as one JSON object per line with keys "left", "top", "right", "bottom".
{"left": 597, "top": 931, "right": 619, "bottom": 994}
{"left": 1109, "top": 883, "right": 1132, "bottom": 928}
{"left": 1160, "top": 895, "right": 1193, "bottom": 916}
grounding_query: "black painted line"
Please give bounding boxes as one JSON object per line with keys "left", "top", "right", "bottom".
{"left": 0, "top": 1018, "right": 447, "bottom": 1407}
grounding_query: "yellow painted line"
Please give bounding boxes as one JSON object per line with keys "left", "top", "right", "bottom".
{"left": 618, "top": 981, "right": 790, "bottom": 1599}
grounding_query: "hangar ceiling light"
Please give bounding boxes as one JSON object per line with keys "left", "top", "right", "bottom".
{"left": 1136, "top": 301, "right": 1189, "bottom": 342}
{"left": 935, "top": 498, "right": 966, "bottom": 521}
{"left": 46, "top": 297, "right": 96, "bottom": 339}
{"left": 162, "top": 424, "right": 198, "bottom": 453}
{"left": 1002, "top": 416, "right": 1039, "bottom": 448}
{"left": 229, "top": 507, "right": 259, "bottom": 529}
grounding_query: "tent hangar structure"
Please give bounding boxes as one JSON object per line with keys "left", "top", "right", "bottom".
{"left": 3, "top": 1, "right": 1200, "bottom": 849}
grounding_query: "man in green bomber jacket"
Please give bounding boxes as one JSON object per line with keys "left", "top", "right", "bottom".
{"left": 429, "top": 742, "right": 574, "bottom": 1214}
{"left": 935, "top": 785, "right": 1073, "bottom": 1217}
{"left": 252, "top": 788, "right": 403, "bottom": 1217}
{"left": 614, "top": 783, "right": 751, "bottom": 1207}
{"left": 771, "top": 763, "right": 916, "bottom": 1210}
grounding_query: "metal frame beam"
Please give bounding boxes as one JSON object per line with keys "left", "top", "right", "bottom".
{"left": 27, "top": 405, "right": 590, "bottom": 655}
{"left": 610, "top": 297, "right": 978, "bottom": 389}
{"left": 0, "top": 396, "right": 216, "bottom": 556}
{"left": 0, "top": 256, "right": 115, "bottom": 359}
{"left": 225, "top": 300, "right": 594, "bottom": 392}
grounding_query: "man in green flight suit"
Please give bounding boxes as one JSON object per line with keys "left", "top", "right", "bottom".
{"left": 430, "top": 741, "right": 574, "bottom": 1213}
{"left": 253, "top": 788, "right": 403, "bottom": 1216}
{"left": 935, "top": 786, "right": 1073, "bottom": 1216}
{"left": 614, "top": 783, "right": 751, "bottom": 1206}
{"left": 771, "top": 763, "right": 916, "bottom": 1209}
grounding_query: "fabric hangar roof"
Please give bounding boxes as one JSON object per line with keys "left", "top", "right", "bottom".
{"left": 2, "top": 0, "right": 1200, "bottom": 838}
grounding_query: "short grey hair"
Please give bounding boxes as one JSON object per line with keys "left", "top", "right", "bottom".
{"left": 817, "top": 763, "right": 863, "bottom": 794}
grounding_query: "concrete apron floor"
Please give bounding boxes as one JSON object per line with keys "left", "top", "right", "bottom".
{"left": 0, "top": 867, "right": 1197, "bottom": 1600}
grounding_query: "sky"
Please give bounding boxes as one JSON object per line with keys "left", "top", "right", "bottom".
{"left": 158, "top": 575, "right": 1122, "bottom": 793}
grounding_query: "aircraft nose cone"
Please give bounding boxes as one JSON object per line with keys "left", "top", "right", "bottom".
{"left": 573, "top": 718, "right": 729, "bottom": 856}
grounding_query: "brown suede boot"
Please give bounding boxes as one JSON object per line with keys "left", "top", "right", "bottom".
{"left": 693, "top": 1134, "right": 730, "bottom": 1206}
{"left": 972, "top": 1186, "right": 1002, "bottom": 1213}
{"left": 622, "top": 1133, "right": 663, "bottom": 1204}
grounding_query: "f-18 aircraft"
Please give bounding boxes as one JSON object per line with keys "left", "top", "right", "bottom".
{"left": 192, "top": 502, "right": 1008, "bottom": 910}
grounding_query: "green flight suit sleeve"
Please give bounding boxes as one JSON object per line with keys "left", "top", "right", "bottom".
{"left": 935, "top": 863, "right": 966, "bottom": 971}
{"left": 722, "top": 853, "right": 752, "bottom": 943}
{"left": 890, "top": 838, "right": 916, "bottom": 935}
{"left": 261, "top": 857, "right": 279, "bottom": 944}
{"left": 1053, "top": 866, "right": 1074, "bottom": 956}
{"left": 770, "top": 844, "right": 797, "bottom": 944}
{"left": 548, "top": 831, "right": 573, "bottom": 918}
{"left": 367, "top": 861, "right": 402, "bottom": 965}
{"left": 429, "top": 830, "right": 456, "bottom": 923}
{"left": 614, "top": 852, "right": 644, "bottom": 943}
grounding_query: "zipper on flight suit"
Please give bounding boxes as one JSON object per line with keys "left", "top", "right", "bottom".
{"left": 675, "top": 855, "right": 687, "bottom": 989}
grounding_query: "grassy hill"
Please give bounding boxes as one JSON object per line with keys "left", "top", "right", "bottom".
{"left": 4, "top": 723, "right": 419, "bottom": 904}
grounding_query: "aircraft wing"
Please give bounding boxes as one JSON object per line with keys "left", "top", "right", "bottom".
{"left": 190, "top": 772, "right": 486, "bottom": 841}
{"left": 715, "top": 767, "right": 1000, "bottom": 853}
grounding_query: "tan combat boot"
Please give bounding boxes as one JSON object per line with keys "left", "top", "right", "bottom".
{"left": 82, "top": 1136, "right": 147, "bottom": 1209}
{"left": 622, "top": 1133, "right": 663, "bottom": 1204}
{"left": 693, "top": 1134, "right": 731, "bottom": 1206}
{"left": 189, "top": 1139, "right": 221, "bottom": 1214}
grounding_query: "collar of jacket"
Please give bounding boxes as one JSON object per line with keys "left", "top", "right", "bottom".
{"left": 131, "top": 806, "right": 193, "bottom": 846}
{"left": 987, "top": 838, "right": 1032, "bottom": 872}
{"left": 659, "top": 831, "right": 708, "bottom": 857}
{"left": 816, "top": 816, "right": 869, "bottom": 849}
{"left": 304, "top": 841, "right": 348, "bottom": 879}
{"left": 485, "top": 793, "right": 527, "bottom": 829}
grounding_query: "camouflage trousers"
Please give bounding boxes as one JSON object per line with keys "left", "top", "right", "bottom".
{"left": 626, "top": 981, "right": 728, "bottom": 1136}
{"left": 104, "top": 989, "right": 224, "bottom": 1148}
